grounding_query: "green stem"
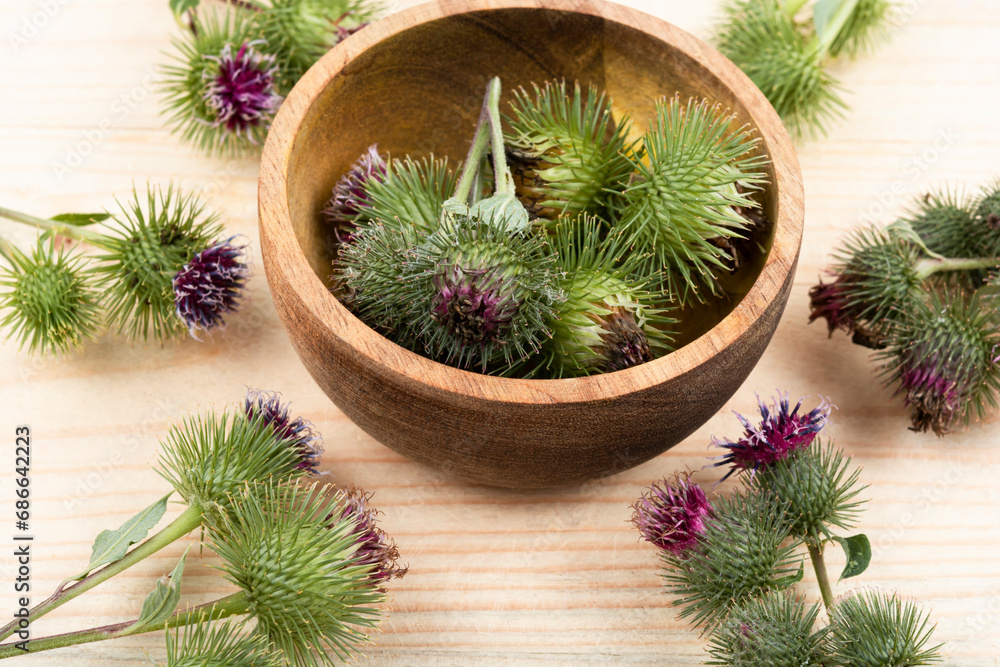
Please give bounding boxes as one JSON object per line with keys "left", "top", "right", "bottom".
{"left": 0, "top": 505, "right": 203, "bottom": 643}
{"left": 815, "top": 0, "right": 862, "bottom": 55}
{"left": 451, "top": 77, "right": 510, "bottom": 204}
{"left": 914, "top": 256, "right": 1000, "bottom": 281}
{"left": 484, "top": 78, "right": 512, "bottom": 196}
{"left": 807, "top": 541, "right": 835, "bottom": 609}
{"left": 0, "top": 206, "right": 106, "bottom": 247}
{"left": 0, "top": 591, "right": 248, "bottom": 659}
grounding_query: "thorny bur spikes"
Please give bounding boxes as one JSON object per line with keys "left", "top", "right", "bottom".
{"left": 631, "top": 474, "right": 712, "bottom": 554}
{"left": 0, "top": 237, "right": 102, "bottom": 355}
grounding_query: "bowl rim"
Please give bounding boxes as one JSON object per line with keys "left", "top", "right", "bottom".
{"left": 258, "top": 0, "right": 804, "bottom": 406}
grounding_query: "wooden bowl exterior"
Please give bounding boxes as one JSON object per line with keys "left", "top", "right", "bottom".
{"left": 258, "top": 0, "right": 804, "bottom": 488}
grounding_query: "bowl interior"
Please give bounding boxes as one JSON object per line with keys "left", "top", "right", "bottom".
{"left": 285, "top": 7, "right": 778, "bottom": 349}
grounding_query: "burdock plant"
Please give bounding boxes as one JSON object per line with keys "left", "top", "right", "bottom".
{"left": 0, "top": 388, "right": 321, "bottom": 647}
{"left": 613, "top": 96, "right": 769, "bottom": 305}
{"left": 0, "top": 236, "right": 101, "bottom": 355}
{"left": 504, "top": 80, "right": 634, "bottom": 223}
{"left": 336, "top": 77, "right": 564, "bottom": 371}
{"left": 537, "top": 217, "right": 673, "bottom": 377}
{"left": 632, "top": 389, "right": 943, "bottom": 664}
{"left": 713, "top": 0, "right": 896, "bottom": 139}
{"left": 0, "top": 480, "right": 403, "bottom": 663}
{"left": 810, "top": 180, "right": 1000, "bottom": 435}
{"left": 162, "top": 0, "right": 381, "bottom": 155}
{"left": 0, "top": 183, "right": 250, "bottom": 346}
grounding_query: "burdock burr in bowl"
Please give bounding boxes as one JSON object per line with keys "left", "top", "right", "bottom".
{"left": 258, "top": 0, "right": 804, "bottom": 488}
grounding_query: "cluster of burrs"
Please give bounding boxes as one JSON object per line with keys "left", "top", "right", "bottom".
{"left": 0, "top": 184, "right": 251, "bottom": 354}
{"left": 809, "top": 181, "right": 1000, "bottom": 436}
{"left": 0, "top": 388, "right": 404, "bottom": 665}
{"left": 632, "top": 392, "right": 943, "bottom": 666}
{"left": 161, "top": 0, "right": 381, "bottom": 155}
{"left": 714, "top": 0, "right": 897, "bottom": 139}
{"left": 326, "top": 77, "right": 771, "bottom": 377}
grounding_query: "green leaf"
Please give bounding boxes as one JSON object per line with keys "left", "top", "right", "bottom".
{"left": 469, "top": 192, "right": 532, "bottom": 234}
{"left": 168, "top": 0, "right": 200, "bottom": 17}
{"left": 814, "top": 0, "right": 862, "bottom": 49}
{"left": 50, "top": 213, "right": 111, "bottom": 226}
{"left": 832, "top": 533, "right": 872, "bottom": 580}
{"left": 131, "top": 546, "right": 189, "bottom": 632}
{"left": 72, "top": 493, "right": 171, "bottom": 580}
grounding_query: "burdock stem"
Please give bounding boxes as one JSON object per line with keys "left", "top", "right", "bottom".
{"left": 0, "top": 505, "right": 203, "bottom": 643}
{"left": 0, "top": 206, "right": 106, "bottom": 247}
{"left": 807, "top": 541, "right": 835, "bottom": 609}
{"left": 451, "top": 77, "right": 512, "bottom": 205}
{"left": 914, "top": 256, "right": 999, "bottom": 281}
{"left": 0, "top": 591, "right": 249, "bottom": 659}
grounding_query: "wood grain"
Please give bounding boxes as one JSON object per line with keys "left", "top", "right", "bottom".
{"left": 1, "top": 0, "right": 1000, "bottom": 664}
{"left": 258, "top": 0, "right": 804, "bottom": 487}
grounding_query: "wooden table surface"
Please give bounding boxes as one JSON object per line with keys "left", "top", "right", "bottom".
{"left": 1, "top": 0, "right": 999, "bottom": 664}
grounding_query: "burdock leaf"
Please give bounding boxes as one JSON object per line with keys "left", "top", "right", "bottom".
{"left": 168, "top": 0, "right": 201, "bottom": 18}
{"left": 815, "top": 0, "right": 862, "bottom": 48}
{"left": 73, "top": 493, "right": 171, "bottom": 580}
{"left": 832, "top": 533, "right": 871, "bottom": 580}
{"left": 50, "top": 213, "right": 111, "bottom": 226}
{"left": 132, "top": 547, "right": 189, "bottom": 632}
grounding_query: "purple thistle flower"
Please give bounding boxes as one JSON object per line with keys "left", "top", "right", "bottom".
{"left": 712, "top": 393, "right": 832, "bottom": 480}
{"left": 322, "top": 145, "right": 387, "bottom": 241}
{"left": 244, "top": 389, "right": 323, "bottom": 474}
{"left": 896, "top": 354, "right": 961, "bottom": 436}
{"left": 631, "top": 474, "right": 712, "bottom": 554}
{"left": 173, "top": 237, "right": 250, "bottom": 336}
{"left": 333, "top": 487, "right": 406, "bottom": 584}
{"left": 808, "top": 273, "right": 856, "bottom": 336}
{"left": 432, "top": 265, "right": 520, "bottom": 346}
{"left": 600, "top": 309, "right": 653, "bottom": 372}
{"left": 203, "top": 42, "right": 282, "bottom": 140}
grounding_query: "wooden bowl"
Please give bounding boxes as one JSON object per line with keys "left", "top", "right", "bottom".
{"left": 258, "top": 0, "right": 804, "bottom": 488}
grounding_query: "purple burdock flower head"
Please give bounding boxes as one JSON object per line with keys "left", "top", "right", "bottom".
{"left": 322, "top": 145, "right": 387, "bottom": 240}
{"left": 203, "top": 41, "right": 282, "bottom": 139}
{"left": 431, "top": 265, "right": 520, "bottom": 346}
{"left": 333, "top": 487, "right": 406, "bottom": 584}
{"left": 631, "top": 474, "right": 712, "bottom": 554}
{"left": 808, "top": 273, "right": 856, "bottom": 336}
{"left": 599, "top": 309, "right": 653, "bottom": 372}
{"left": 712, "top": 393, "right": 833, "bottom": 481}
{"left": 244, "top": 388, "right": 323, "bottom": 474}
{"left": 173, "top": 236, "right": 250, "bottom": 336}
{"left": 894, "top": 351, "right": 963, "bottom": 436}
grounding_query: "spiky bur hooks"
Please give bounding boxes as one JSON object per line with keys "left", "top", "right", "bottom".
{"left": 0, "top": 183, "right": 250, "bottom": 352}
{"left": 809, "top": 180, "right": 1000, "bottom": 436}
{"left": 327, "top": 76, "right": 769, "bottom": 376}
{"left": 713, "top": 0, "right": 897, "bottom": 140}
{"left": 631, "top": 392, "right": 944, "bottom": 666}
{"left": 161, "top": 0, "right": 381, "bottom": 155}
{"left": 0, "top": 389, "right": 403, "bottom": 664}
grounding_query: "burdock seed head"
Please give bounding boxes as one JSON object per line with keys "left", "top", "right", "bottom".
{"left": 879, "top": 291, "right": 1000, "bottom": 436}
{"left": 614, "top": 96, "right": 769, "bottom": 305}
{"left": 161, "top": 617, "right": 279, "bottom": 667}
{"left": 157, "top": 389, "right": 322, "bottom": 515}
{"left": 541, "top": 217, "right": 672, "bottom": 377}
{"left": 94, "top": 184, "right": 221, "bottom": 343}
{"left": 206, "top": 480, "right": 400, "bottom": 666}
{"left": 0, "top": 236, "right": 101, "bottom": 355}
{"left": 828, "top": 588, "right": 943, "bottom": 666}
{"left": 504, "top": 80, "right": 634, "bottom": 223}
